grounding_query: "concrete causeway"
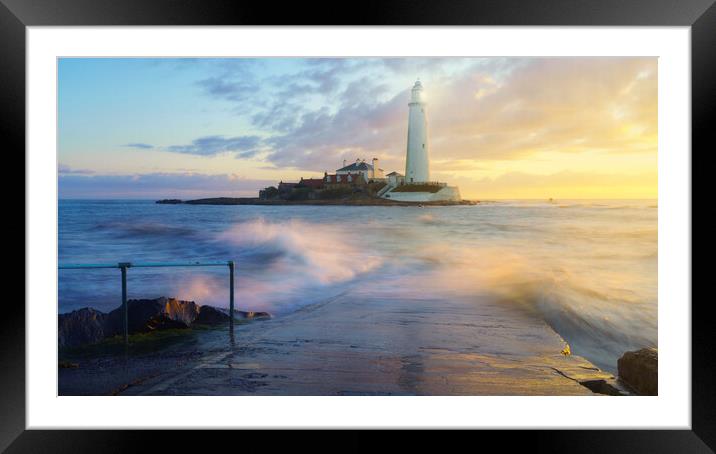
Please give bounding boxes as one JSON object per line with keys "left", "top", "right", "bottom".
{"left": 118, "top": 292, "right": 618, "bottom": 396}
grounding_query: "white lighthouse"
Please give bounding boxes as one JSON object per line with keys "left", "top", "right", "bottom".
{"left": 405, "top": 80, "right": 430, "bottom": 183}
{"left": 380, "top": 80, "right": 461, "bottom": 202}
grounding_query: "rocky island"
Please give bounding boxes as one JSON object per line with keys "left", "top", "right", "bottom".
{"left": 157, "top": 196, "right": 478, "bottom": 206}
{"left": 157, "top": 171, "right": 477, "bottom": 206}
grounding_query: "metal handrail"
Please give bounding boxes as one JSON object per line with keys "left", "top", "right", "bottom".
{"left": 59, "top": 261, "right": 236, "bottom": 345}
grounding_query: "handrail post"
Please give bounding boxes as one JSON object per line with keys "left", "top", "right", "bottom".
{"left": 228, "top": 261, "right": 235, "bottom": 334}
{"left": 119, "top": 262, "right": 131, "bottom": 345}
{"left": 60, "top": 260, "right": 238, "bottom": 346}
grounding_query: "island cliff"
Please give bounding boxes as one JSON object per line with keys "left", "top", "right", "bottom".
{"left": 158, "top": 196, "right": 477, "bottom": 206}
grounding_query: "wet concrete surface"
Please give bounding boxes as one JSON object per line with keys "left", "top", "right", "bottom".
{"left": 63, "top": 293, "right": 623, "bottom": 396}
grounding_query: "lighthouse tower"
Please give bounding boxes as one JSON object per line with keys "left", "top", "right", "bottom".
{"left": 405, "top": 80, "right": 430, "bottom": 183}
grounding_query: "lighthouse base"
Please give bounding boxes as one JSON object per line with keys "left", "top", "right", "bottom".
{"left": 382, "top": 185, "right": 461, "bottom": 203}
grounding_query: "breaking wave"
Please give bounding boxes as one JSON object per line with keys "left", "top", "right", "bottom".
{"left": 375, "top": 244, "right": 657, "bottom": 372}
{"left": 174, "top": 219, "right": 384, "bottom": 313}
{"left": 217, "top": 218, "right": 381, "bottom": 284}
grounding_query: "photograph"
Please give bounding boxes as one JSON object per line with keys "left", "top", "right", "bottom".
{"left": 57, "top": 56, "right": 658, "bottom": 397}
{"left": 3, "top": 0, "right": 710, "bottom": 445}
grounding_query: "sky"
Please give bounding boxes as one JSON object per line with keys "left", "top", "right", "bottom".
{"left": 58, "top": 57, "right": 657, "bottom": 199}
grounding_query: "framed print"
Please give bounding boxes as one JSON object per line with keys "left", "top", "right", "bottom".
{"left": 5, "top": 0, "right": 711, "bottom": 450}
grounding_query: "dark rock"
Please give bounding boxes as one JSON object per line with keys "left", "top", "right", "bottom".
{"left": 236, "top": 310, "right": 271, "bottom": 320}
{"left": 578, "top": 379, "right": 624, "bottom": 396}
{"left": 194, "top": 306, "right": 272, "bottom": 324}
{"left": 105, "top": 297, "right": 200, "bottom": 335}
{"left": 180, "top": 196, "right": 477, "bottom": 206}
{"left": 184, "top": 197, "right": 258, "bottom": 205}
{"left": 156, "top": 199, "right": 183, "bottom": 204}
{"left": 194, "top": 305, "right": 231, "bottom": 325}
{"left": 618, "top": 348, "right": 658, "bottom": 395}
{"left": 59, "top": 297, "right": 269, "bottom": 348}
{"left": 58, "top": 307, "right": 108, "bottom": 347}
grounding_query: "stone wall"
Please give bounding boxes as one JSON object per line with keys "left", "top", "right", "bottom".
{"left": 383, "top": 185, "right": 461, "bottom": 202}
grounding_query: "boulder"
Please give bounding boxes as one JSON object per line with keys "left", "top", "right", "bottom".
{"left": 194, "top": 305, "right": 231, "bottom": 325}
{"left": 235, "top": 310, "right": 271, "bottom": 320}
{"left": 578, "top": 379, "right": 624, "bottom": 396}
{"left": 105, "top": 297, "right": 200, "bottom": 335}
{"left": 617, "top": 347, "right": 658, "bottom": 395}
{"left": 194, "top": 306, "right": 272, "bottom": 325}
{"left": 58, "top": 307, "right": 108, "bottom": 348}
{"left": 58, "top": 297, "right": 270, "bottom": 348}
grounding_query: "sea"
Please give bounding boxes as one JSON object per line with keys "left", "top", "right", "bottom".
{"left": 58, "top": 199, "right": 657, "bottom": 372}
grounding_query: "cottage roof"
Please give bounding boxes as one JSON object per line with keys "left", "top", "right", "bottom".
{"left": 337, "top": 161, "right": 373, "bottom": 172}
{"left": 386, "top": 171, "right": 403, "bottom": 176}
{"left": 298, "top": 178, "right": 324, "bottom": 189}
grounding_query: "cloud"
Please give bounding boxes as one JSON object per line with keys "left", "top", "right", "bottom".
{"left": 58, "top": 164, "right": 95, "bottom": 175}
{"left": 194, "top": 59, "right": 271, "bottom": 111}
{"left": 439, "top": 169, "right": 657, "bottom": 199}
{"left": 263, "top": 81, "right": 409, "bottom": 171}
{"left": 58, "top": 172, "right": 275, "bottom": 199}
{"left": 426, "top": 57, "right": 657, "bottom": 161}
{"left": 123, "top": 143, "right": 154, "bottom": 149}
{"left": 235, "top": 149, "right": 261, "bottom": 159}
{"left": 192, "top": 57, "right": 656, "bottom": 173}
{"left": 197, "top": 77, "right": 259, "bottom": 103}
{"left": 192, "top": 58, "right": 452, "bottom": 170}
{"left": 166, "top": 135, "right": 262, "bottom": 156}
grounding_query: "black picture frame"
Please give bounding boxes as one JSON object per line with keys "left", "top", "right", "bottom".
{"left": 4, "top": 0, "right": 710, "bottom": 450}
